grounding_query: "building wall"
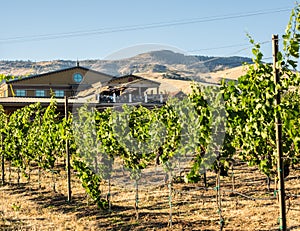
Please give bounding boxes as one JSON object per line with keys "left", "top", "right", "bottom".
{"left": 0, "top": 67, "right": 113, "bottom": 98}
{"left": 0, "top": 84, "right": 8, "bottom": 97}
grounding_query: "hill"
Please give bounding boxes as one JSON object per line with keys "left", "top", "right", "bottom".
{"left": 0, "top": 50, "right": 251, "bottom": 76}
{"left": 0, "top": 50, "right": 251, "bottom": 93}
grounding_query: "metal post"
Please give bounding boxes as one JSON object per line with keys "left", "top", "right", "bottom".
{"left": 273, "top": 34, "right": 286, "bottom": 231}
{"left": 160, "top": 94, "right": 163, "bottom": 103}
{"left": 129, "top": 94, "right": 132, "bottom": 103}
{"left": 1, "top": 135, "right": 4, "bottom": 185}
{"left": 112, "top": 93, "right": 116, "bottom": 103}
{"left": 65, "top": 96, "right": 71, "bottom": 202}
{"left": 168, "top": 170, "right": 172, "bottom": 228}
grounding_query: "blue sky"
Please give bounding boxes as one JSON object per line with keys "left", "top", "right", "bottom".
{"left": 0, "top": 0, "right": 296, "bottom": 61}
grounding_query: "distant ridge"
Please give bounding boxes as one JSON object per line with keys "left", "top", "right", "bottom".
{"left": 0, "top": 50, "right": 252, "bottom": 84}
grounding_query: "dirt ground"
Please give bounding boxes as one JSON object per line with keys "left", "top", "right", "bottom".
{"left": 1, "top": 159, "right": 300, "bottom": 231}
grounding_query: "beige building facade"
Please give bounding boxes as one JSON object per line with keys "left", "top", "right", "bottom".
{"left": 0, "top": 64, "right": 113, "bottom": 98}
{"left": 0, "top": 65, "right": 163, "bottom": 113}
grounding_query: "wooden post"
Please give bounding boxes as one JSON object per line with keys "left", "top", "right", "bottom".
{"left": 273, "top": 34, "right": 286, "bottom": 231}
{"left": 65, "top": 96, "right": 72, "bottom": 202}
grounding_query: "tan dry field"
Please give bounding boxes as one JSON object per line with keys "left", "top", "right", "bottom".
{"left": 1, "top": 158, "right": 300, "bottom": 231}
{"left": 137, "top": 65, "right": 248, "bottom": 96}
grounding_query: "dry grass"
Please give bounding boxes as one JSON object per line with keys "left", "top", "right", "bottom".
{"left": 136, "top": 65, "right": 248, "bottom": 96}
{"left": 1, "top": 159, "right": 300, "bottom": 231}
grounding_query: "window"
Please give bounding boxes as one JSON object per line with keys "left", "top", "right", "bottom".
{"left": 35, "top": 90, "right": 45, "bottom": 97}
{"left": 73, "top": 73, "right": 83, "bottom": 83}
{"left": 55, "top": 90, "right": 64, "bottom": 97}
{"left": 16, "top": 89, "right": 26, "bottom": 97}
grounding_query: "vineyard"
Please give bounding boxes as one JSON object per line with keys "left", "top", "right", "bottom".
{"left": 1, "top": 4, "right": 300, "bottom": 231}
{"left": 1, "top": 156, "right": 300, "bottom": 230}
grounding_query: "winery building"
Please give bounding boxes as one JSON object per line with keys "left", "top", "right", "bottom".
{"left": 0, "top": 63, "right": 164, "bottom": 113}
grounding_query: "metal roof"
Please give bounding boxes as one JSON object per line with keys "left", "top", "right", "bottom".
{"left": 6, "top": 66, "right": 114, "bottom": 84}
{"left": 107, "top": 74, "right": 160, "bottom": 85}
